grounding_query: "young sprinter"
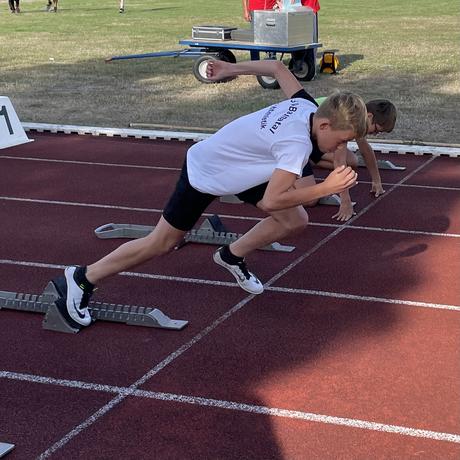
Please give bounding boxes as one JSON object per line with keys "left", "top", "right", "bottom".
{"left": 53, "top": 59, "right": 367, "bottom": 329}
{"left": 304, "top": 99, "right": 397, "bottom": 220}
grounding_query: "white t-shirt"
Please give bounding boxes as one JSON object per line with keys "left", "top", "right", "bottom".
{"left": 186, "top": 96, "right": 316, "bottom": 196}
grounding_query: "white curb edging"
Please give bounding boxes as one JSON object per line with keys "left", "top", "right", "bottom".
{"left": 22, "top": 122, "right": 460, "bottom": 157}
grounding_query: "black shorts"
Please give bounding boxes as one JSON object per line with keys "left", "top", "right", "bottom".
{"left": 163, "top": 161, "right": 268, "bottom": 231}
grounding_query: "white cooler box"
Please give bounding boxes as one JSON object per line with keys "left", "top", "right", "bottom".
{"left": 253, "top": 9, "right": 315, "bottom": 46}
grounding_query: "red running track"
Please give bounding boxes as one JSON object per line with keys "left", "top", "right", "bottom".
{"left": 0, "top": 132, "right": 459, "bottom": 459}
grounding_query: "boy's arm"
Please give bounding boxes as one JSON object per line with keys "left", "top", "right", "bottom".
{"left": 242, "top": 0, "right": 251, "bottom": 21}
{"left": 356, "top": 138, "right": 385, "bottom": 197}
{"left": 206, "top": 59, "right": 303, "bottom": 99}
{"left": 258, "top": 166, "right": 357, "bottom": 212}
{"left": 332, "top": 146, "right": 356, "bottom": 221}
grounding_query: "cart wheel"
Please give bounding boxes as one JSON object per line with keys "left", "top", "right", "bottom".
{"left": 256, "top": 75, "right": 280, "bottom": 90}
{"left": 288, "top": 49, "right": 316, "bottom": 81}
{"left": 217, "top": 50, "right": 236, "bottom": 64}
{"left": 256, "top": 55, "right": 280, "bottom": 90}
{"left": 193, "top": 54, "right": 215, "bottom": 84}
{"left": 192, "top": 51, "right": 237, "bottom": 84}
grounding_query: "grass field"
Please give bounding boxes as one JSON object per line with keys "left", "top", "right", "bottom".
{"left": 1, "top": 0, "right": 459, "bottom": 143}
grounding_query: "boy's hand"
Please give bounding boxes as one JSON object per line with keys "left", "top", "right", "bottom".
{"left": 206, "top": 59, "right": 234, "bottom": 82}
{"left": 332, "top": 201, "right": 356, "bottom": 221}
{"left": 370, "top": 181, "right": 385, "bottom": 197}
{"left": 323, "top": 165, "right": 358, "bottom": 195}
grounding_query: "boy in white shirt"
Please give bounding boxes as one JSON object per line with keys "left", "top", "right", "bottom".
{"left": 52, "top": 59, "right": 367, "bottom": 329}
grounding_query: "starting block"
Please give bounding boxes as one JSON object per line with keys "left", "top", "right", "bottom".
{"left": 0, "top": 278, "right": 188, "bottom": 334}
{"left": 220, "top": 195, "right": 243, "bottom": 204}
{"left": 0, "top": 96, "right": 33, "bottom": 149}
{"left": 318, "top": 194, "right": 356, "bottom": 207}
{"left": 95, "top": 215, "right": 295, "bottom": 253}
{"left": 356, "top": 153, "right": 406, "bottom": 171}
{"left": 0, "top": 443, "right": 14, "bottom": 458}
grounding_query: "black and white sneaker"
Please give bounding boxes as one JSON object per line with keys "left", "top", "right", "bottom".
{"left": 53, "top": 266, "right": 93, "bottom": 327}
{"left": 213, "top": 246, "right": 264, "bottom": 295}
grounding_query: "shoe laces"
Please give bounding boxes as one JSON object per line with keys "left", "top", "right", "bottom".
{"left": 236, "top": 260, "right": 251, "bottom": 280}
{"left": 79, "top": 288, "right": 93, "bottom": 311}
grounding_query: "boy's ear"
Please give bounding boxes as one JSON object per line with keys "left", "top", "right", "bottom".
{"left": 318, "top": 120, "right": 331, "bottom": 131}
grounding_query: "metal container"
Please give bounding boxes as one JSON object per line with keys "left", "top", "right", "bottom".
{"left": 253, "top": 10, "right": 315, "bottom": 46}
{"left": 192, "top": 26, "right": 237, "bottom": 41}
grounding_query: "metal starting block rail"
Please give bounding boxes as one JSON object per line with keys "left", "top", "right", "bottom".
{"left": 95, "top": 215, "right": 295, "bottom": 253}
{"left": 356, "top": 153, "right": 406, "bottom": 171}
{"left": 0, "top": 443, "right": 15, "bottom": 458}
{"left": 0, "top": 280, "right": 188, "bottom": 334}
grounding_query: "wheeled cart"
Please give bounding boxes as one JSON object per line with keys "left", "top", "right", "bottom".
{"left": 106, "top": 10, "right": 321, "bottom": 89}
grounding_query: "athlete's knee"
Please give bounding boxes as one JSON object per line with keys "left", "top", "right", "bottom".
{"left": 303, "top": 197, "right": 319, "bottom": 207}
{"left": 142, "top": 232, "right": 181, "bottom": 256}
{"left": 278, "top": 211, "right": 309, "bottom": 234}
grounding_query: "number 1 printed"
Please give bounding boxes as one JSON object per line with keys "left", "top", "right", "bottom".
{"left": 0, "top": 105, "right": 14, "bottom": 135}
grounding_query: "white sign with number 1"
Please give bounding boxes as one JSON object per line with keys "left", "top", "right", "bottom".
{"left": 0, "top": 96, "right": 33, "bottom": 149}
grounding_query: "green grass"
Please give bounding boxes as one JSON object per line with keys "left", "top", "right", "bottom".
{"left": 1, "top": 0, "right": 459, "bottom": 143}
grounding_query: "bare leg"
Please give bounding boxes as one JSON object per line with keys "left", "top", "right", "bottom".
{"left": 229, "top": 205, "right": 309, "bottom": 258}
{"left": 85, "top": 216, "right": 185, "bottom": 284}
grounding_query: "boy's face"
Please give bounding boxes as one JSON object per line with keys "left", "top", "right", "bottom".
{"left": 367, "top": 113, "right": 386, "bottom": 135}
{"left": 316, "top": 122, "right": 356, "bottom": 153}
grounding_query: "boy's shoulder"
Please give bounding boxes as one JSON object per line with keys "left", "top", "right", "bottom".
{"left": 290, "top": 89, "right": 318, "bottom": 107}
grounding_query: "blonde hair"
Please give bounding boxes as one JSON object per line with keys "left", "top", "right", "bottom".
{"left": 316, "top": 91, "right": 368, "bottom": 139}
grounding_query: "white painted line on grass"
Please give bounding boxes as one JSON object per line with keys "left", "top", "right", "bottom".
{"left": 1, "top": 370, "right": 459, "bottom": 445}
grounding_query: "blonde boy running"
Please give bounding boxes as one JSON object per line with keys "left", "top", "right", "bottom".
{"left": 52, "top": 59, "right": 367, "bottom": 329}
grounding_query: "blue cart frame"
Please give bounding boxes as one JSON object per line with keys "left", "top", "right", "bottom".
{"left": 107, "top": 37, "right": 322, "bottom": 89}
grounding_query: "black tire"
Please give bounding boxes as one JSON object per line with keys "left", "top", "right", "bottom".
{"left": 256, "top": 54, "right": 281, "bottom": 90}
{"left": 256, "top": 74, "right": 280, "bottom": 90}
{"left": 192, "top": 51, "right": 237, "bottom": 84}
{"left": 217, "top": 49, "right": 236, "bottom": 64}
{"left": 288, "top": 49, "right": 316, "bottom": 81}
{"left": 192, "top": 54, "right": 215, "bottom": 84}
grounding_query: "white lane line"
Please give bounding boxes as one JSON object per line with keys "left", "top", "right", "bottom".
{"left": 0, "top": 195, "right": 459, "bottom": 237}
{"left": 0, "top": 196, "right": 259, "bottom": 222}
{"left": 261, "top": 156, "right": 438, "bottom": 292}
{"left": 35, "top": 293, "right": 258, "bottom": 459}
{"left": 1, "top": 258, "right": 458, "bottom": 311}
{"left": 1, "top": 370, "right": 459, "bottom": 444}
{"left": 2, "top": 155, "right": 459, "bottom": 192}
{"left": 0, "top": 155, "right": 181, "bottom": 172}
{"left": 265, "top": 286, "right": 460, "bottom": 312}
{"left": 338, "top": 224, "right": 460, "bottom": 238}
{"left": 14, "top": 155, "right": 448, "bottom": 456}
{"left": 380, "top": 182, "right": 460, "bottom": 192}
